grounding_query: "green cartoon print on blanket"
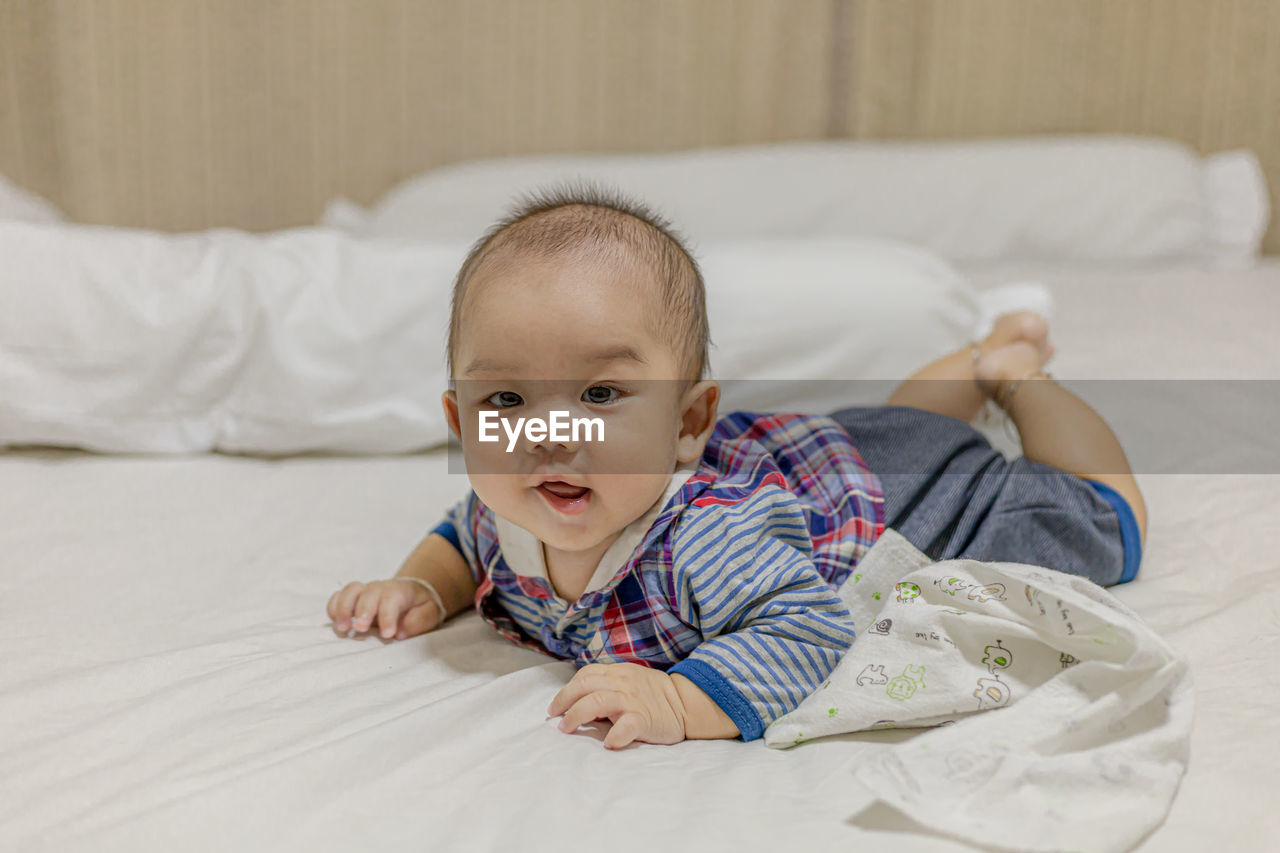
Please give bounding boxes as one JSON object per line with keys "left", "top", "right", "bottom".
{"left": 886, "top": 664, "right": 927, "bottom": 701}
{"left": 982, "top": 639, "right": 1012, "bottom": 674}
{"left": 894, "top": 582, "right": 921, "bottom": 603}
{"left": 934, "top": 576, "right": 1008, "bottom": 603}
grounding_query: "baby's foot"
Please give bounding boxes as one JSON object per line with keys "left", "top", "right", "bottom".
{"left": 973, "top": 341, "right": 1048, "bottom": 403}
{"left": 980, "top": 311, "right": 1054, "bottom": 362}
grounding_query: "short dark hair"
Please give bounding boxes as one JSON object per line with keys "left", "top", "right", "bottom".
{"left": 446, "top": 181, "right": 710, "bottom": 382}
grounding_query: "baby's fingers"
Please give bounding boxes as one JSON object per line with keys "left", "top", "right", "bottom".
{"left": 329, "top": 582, "right": 366, "bottom": 633}
{"left": 558, "top": 689, "right": 627, "bottom": 735}
{"left": 397, "top": 601, "right": 441, "bottom": 639}
{"left": 350, "top": 586, "right": 385, "bottom": 633}
{"left": 547, "top": 663, "right": 613, "bottom": 716}
{"left": 376, "top": 592, "right": 407, "bottom": 640}
{"left": 602, "top": 713, "right": 647, "bottom": 750}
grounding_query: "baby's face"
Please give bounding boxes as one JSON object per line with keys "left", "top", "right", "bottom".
{"left": 443, "top": 253, "right": 714, "bottom": 557}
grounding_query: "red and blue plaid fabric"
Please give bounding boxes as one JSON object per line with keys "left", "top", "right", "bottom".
{"left": 433, "top": 411, "right": 885, "bottom": 740}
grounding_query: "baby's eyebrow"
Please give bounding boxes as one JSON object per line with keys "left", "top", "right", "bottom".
{"left": 463, "top": 345, "right": 647, "bottom": 376}
{"left": 588, "top": 345, "right": 648, "bottom": 365}
{"left": 463, "top": 358, "right": 517, "bottom": 376}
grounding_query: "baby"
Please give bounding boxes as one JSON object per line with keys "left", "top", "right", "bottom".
{"left": 327, "top": 185, "right": 1146, "bottom": 749}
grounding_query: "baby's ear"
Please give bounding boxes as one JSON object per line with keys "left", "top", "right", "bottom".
{"left": 676, "top": 380, "right": 720, "bottom": 463}
{"left": 441, "top": 390, "right": 463, "bottom": 441}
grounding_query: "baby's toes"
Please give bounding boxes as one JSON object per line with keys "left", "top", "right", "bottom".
{"left": 987, "top": 310, "right": 1048, "bottom": 351}
{"left": 1011, "top": 311, "right": 1049, "bottom": 351}
{"left": 974, "top": 341, "right": 1043, "bottom": 398}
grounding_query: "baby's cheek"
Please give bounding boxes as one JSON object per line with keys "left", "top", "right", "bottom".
{"left": 461, "top": 434, "right": 522, "bottom": 476}
{"left": 590, "top": 423, "right": 675, "bottom": 476}
{"left": 465, "top": 473, "right": 524, "bottom": 518}
{"left": 595, "top": 472, "right": 672, "bottom": 517}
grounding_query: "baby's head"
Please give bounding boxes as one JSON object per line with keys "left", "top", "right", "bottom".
{"left": 441, "top": 184, "right": 720, "bottom": 558}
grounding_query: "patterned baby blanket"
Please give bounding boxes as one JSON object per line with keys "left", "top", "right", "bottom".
{"left": 765, "top": 529, "right": 1193, "bottom": 853}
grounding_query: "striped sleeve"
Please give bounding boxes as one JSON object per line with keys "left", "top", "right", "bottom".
{"left": 429, "top": 491, "right": 484, "bottom": 585}
{"left": 666, "top": 485, "right": 858, "bottom": 741}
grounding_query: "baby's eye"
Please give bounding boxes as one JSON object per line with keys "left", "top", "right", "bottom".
{"left": 582, "top": 385, "right": 622, "bottom": 405}
{"left": 485, "top": 391, "right": 523, "bottom": 408}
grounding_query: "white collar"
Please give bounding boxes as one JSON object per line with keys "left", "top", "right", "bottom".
{"left": 495, "top": 468, "right": 696, "bottom": 602}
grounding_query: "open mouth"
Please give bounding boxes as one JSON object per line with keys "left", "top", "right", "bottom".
{"left": 535, "top": 481, "right": 591, "bottom": 515}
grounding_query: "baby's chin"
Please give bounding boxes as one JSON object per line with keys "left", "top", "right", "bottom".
{"left": 529, "top": 517, "right": 630, "bottom": 555}
{"left": 523, "top": 503, "right": 640, "bottom": 555}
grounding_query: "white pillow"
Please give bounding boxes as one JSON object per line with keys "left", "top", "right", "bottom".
{"left": 704, "top": 237, "right": 981, "bottom": 416}
{"left": 0, "top": 222, "right": 462, "bottom": 454}
{"left": 0, "top": 223, "right": 997, "bottom": 454}
{"left": 325, "top": 136, "right": 1269, "bottom": 269}
{"left": 0, "top": 174, "right": 65, "bottom": 224}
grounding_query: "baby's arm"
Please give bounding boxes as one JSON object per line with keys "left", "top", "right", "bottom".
{"left": 328, "top": 533, "right": 476, "bottom": 638}
{"left": 392, "top": 531, "right": 477, "bottom": 620}
{"left": 547, "top": 661, "right": 740, "bottom": 748}
{"left": 549, "top": 487, "right": 857, "bottom": 747}
{"left": 328, "top": 495, "right": 480, "bottom": 639}
{"left": 670, "top": 673, "right": 741, "bottom": 739}
{"left": 668, "top": 573, "right": 855, "bottom": 741}
{"left": 666, "top": 488, "right": 858, "bottom": 740}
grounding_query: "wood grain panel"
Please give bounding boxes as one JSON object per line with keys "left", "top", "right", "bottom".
{"left": 2, "top": 0, "right": 1278, "bottom": 252}
{"left": 838, "top": 0, "right": 1280, "bottom": 252}
{"left": 0, "top": 0, "right": 62, "bottom": 205}
{"left": 0, "top": 0, "right": 834, "bottom": 231}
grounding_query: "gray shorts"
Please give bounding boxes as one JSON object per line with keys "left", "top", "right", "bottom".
{"left": 827, "top": 405, "right": 1142, "bottom": 587}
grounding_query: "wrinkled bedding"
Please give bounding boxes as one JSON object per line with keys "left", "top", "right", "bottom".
{"left": 2, "top": 262, "right": 1279, "bottom": 851}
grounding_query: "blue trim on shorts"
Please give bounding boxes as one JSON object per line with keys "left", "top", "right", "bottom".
{"left": 1083, "top": 480, "right": 1143, "bottom": 584}
{"left": 429, "top": 519, "right": 462, "bottom": 553}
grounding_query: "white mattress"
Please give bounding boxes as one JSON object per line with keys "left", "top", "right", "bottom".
{"left": 3, "top": 261, "right": 1279, "bottom": 852}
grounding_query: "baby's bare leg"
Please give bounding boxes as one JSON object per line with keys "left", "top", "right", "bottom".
{"left": 976, "top": 343, "right": 1148, "bottom": 547}
{"left": 886, "top": 312, "right": 1053, "bottom": 422}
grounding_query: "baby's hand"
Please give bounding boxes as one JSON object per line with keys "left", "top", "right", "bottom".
{"left": 546, "top": 662, "right": 687, "bottom": 749}
{"left": 327, "top": 579, "right": 441, "bottom": 640}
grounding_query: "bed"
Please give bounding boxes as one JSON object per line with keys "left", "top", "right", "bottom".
{"left": 6, "top": 1, "right": 1280, "bottom": 846}
{"left": 3, "top": 249, "right": 1278, "bottom": 851}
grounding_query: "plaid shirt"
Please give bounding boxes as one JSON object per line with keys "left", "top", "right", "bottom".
{"left": 431, "top": 411, "right": 885, "bottom": 740}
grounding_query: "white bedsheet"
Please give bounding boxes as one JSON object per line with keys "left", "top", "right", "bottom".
{"left": 3, "top": 262, "right": 1279, "bottom": 852}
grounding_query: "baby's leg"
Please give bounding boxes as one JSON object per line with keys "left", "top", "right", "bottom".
{"left": 974, "top": 343, "right": 1148, "bottom": 547}
{"left": 885, "top": 312, "right": 1053, "bottom": 423}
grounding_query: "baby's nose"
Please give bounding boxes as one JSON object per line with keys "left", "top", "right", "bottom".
{"left": 523, "top": 409, "right": 585, "bottom": 455}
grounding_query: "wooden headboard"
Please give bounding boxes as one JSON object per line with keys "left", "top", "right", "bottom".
{"left": 3, "top": 0, "right": 1278, "bottom": 252}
